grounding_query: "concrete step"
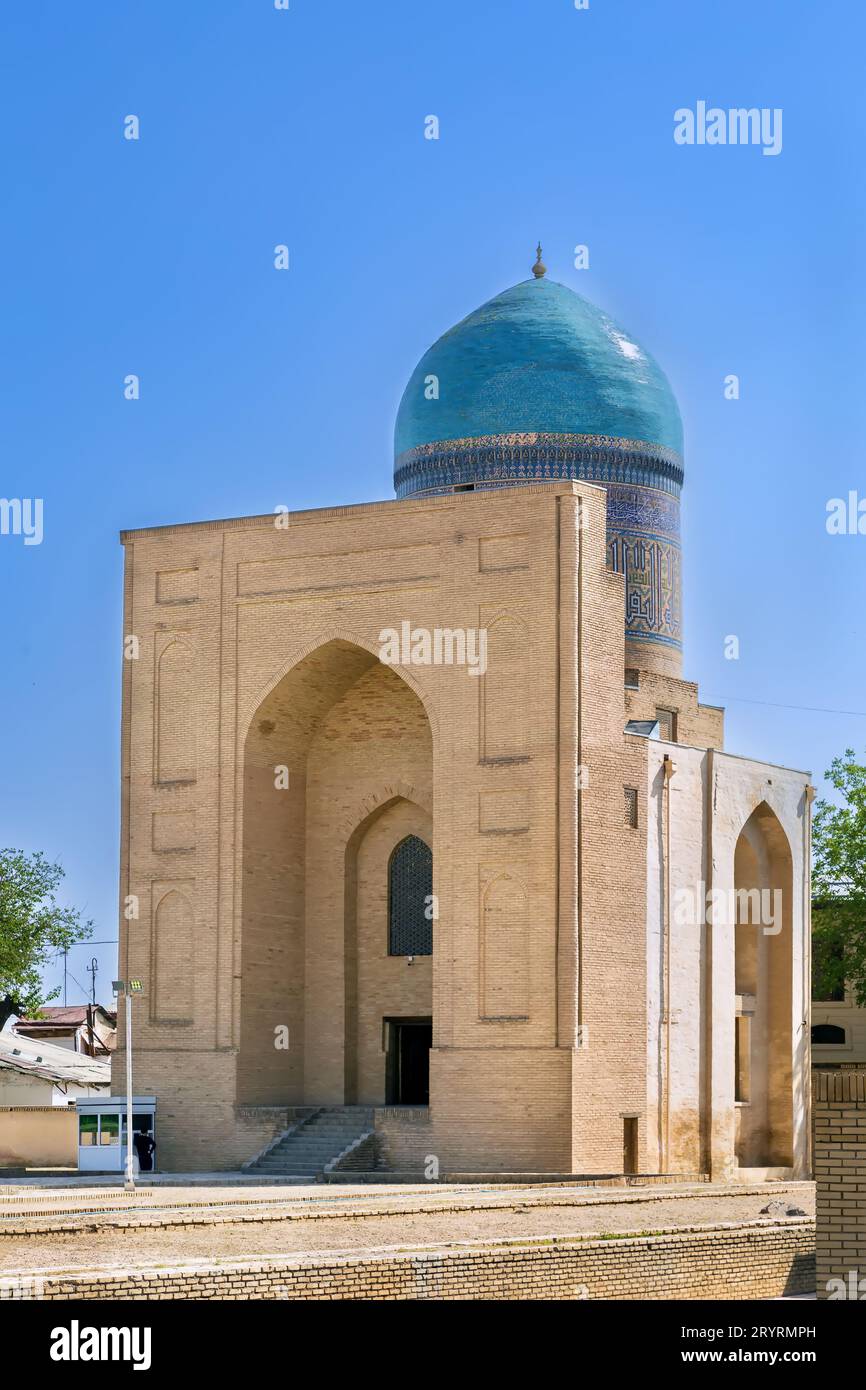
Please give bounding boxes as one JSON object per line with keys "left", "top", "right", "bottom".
{"left": 265, "top": 1145, "right": 358, "bottom": 1156}
{"left": 288, "top": 1120, "right": 368, "bottom": 1130}
{"left": 279, "top": 1130, "right": 359, "bottom": 1139}
{"left": 269, "top": 1136, "right": 367, "bottom": 1149}
{"left": 283, "top": 1129, "right": 363, "bottom": 1139}
{"left": 249, "top": 1108, "right": 376, "bottom": 1173}
{"left": 256, "top": 1159, "right": 320, "bottom": 1166}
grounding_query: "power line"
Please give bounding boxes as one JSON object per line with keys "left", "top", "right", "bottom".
{"left": 708, "top": 695, "right": 866, "bottom": 718}
{"left": 65, "top": 967, "right": 90, "bottom": 998}
{"left": 63, "top": 940, "right": 118, "bottom": 946}
{"left": 53, "top": 941, "right": 118, "bottom": 1007}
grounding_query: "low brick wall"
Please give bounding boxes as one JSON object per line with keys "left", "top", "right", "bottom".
{"left": 814, "top": 1069, "right": 866, "bottom": 1300}
{"left": 0, "top": 1107, "right": 76, "bottom": 1169}
{"left": 38, "top": 1220, "right": 814, "bottom": 1301}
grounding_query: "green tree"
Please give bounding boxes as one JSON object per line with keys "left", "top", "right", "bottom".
{"left": 0, "top": 848, "right": 92, "bottom": 1029}
{"left": 812, "top": 750, "right": 866, "bottom": 1007}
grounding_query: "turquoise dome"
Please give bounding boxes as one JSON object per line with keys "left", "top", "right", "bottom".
{"left": 394, "top": 276, "right": 683, "bottom": 498}
{"left": 393, "top": 266, "right": 685, "bottom": 662}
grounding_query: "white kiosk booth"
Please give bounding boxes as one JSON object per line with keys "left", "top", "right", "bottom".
{"left": 75, "top": 1096, "right": 156, "bottom": 1173}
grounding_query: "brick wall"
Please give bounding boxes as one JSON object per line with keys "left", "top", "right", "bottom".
{"left": 39, "top": 1221, "right": 814, "bottom": 1301}
{"left": 114, "top": 480, "right": 806, "bottom": 1178}
{"left": 117, "top": 484, "right": 617, "bottom": 1171}
{"left": 814, "top": 1069, "right": 866, "bottom": 1299}
{"left": 624, "top": 669, "right": 724, "bottom": 751}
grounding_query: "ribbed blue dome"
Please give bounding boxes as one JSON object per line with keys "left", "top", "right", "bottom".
{"left": 394, "top": 277, "right": 683, "bottom": 488}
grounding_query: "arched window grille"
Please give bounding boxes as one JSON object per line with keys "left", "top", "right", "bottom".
{"left": 388, "top": 835, "right": 432, "bottom": 956}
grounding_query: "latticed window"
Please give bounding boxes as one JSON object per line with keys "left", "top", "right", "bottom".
{"left": 388, "top": 835, "right": 433, "bottom": 956}
{"left": 655, "top": 707, "right": 677, "bottom": 742}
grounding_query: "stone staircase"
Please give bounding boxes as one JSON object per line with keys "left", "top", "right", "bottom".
{"left": 245, "top": 1107, "right": 377, "bottom": 1178}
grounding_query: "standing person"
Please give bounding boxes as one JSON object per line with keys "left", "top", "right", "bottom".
{"left": 133, "top": 1126, "right": 156, "bottom": 1173}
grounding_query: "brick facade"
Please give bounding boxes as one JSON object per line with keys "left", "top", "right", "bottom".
{"left": 38, "top": 1221, "right": 814, "bottom": 1301}
{"left": 814, "top": 1069, "right": 866, "bottom": 1299}
{"left": 114, "top": 481, "right": 810, "bottom": 1178}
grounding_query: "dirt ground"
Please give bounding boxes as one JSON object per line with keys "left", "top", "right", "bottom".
{"left": 0, "top": 1182, "right": 814, "bottom": 1275}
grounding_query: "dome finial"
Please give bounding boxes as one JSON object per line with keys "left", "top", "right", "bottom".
{"left": 532, "top": 242, "right": 547, "bottom": 278}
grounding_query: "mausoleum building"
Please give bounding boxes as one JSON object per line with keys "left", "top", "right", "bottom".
{"left": 114, "top": 254, "right": 811, "bottom": 1177}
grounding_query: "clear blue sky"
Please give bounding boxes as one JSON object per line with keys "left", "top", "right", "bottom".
{"left": 1, "top": 1, "right": 863, "bottom": 1007}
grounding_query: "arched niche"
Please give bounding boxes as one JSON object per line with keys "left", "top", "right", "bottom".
{"left": 733, "top": 801, "right": 794, "bottom": 1168}
{"left": 237, "top": 639, "right": 433, "bottom": 1107}
{"left": 343, "top": 801, "right": 433, "bottom": 1105}
{"left": 156, "top": 639, "right": 196, "bottom": 783}
{"left": 152, "top": 888, "right": 194, "bottom": 1022}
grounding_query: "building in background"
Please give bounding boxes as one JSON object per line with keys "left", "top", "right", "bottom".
{"left": 0, "top": 1029, "right": 110, "bottom": 1105}
{"left": 115, "top": 256, "right": 812, "bottom": 1178}
{"left": 13, "top": 1005, "right": 117, "bottom": 1057}
{"left": 0, "top": 1029, "right": 111, "bottom": 1173}
{"left": 812, "top": 994, "right": 866, "bottom": 1068}
{"left": 811, "top": 903, "right": 866, "bottom": 1067}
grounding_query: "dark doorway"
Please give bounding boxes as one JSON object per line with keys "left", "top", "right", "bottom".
{"left": 385, "top": 1018, "right": 432, "bottom": 1104}
{"left": 623, "top": 1117, "right": 639, "bottom": 1175}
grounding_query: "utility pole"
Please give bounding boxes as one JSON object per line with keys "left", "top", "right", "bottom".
{"left": 124, "top": 990, "right": 133, "bottom": 1190}
{"left": 113, "top": 978, "right": 143, "bottom": 1191}
{"left": 86, "top": 957, "right": 98, "bottom": 1056}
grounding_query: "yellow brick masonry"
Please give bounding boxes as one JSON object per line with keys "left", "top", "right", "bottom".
{"left": 814, "top": 1069, "right": 866, "bottom": 1299}
{"left": 114, "top": 481, "right": 775, "bottom": 1175}
{"left": 115, "top": 483, "right": 657, "bottom": 1171}
{"left": 624, "top": 669, "right": 724, "bottom": 750}
{"left": 38, "top": 1220, "right": 814, "bottom": 1301}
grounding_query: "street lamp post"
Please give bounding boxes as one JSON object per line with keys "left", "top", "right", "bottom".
{"left": 112, "top": 978, "right": 143, "bottom": 1191}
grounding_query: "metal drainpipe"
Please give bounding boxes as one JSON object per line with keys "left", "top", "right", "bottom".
{"left": 803, "top": 783, "right": 815, "bottom": 1177}
{"left": 702, "top": 747, "right": 715, "bottom": 1179}
{"left": 662, "top": 753, "right": 676, "bottom": 1172}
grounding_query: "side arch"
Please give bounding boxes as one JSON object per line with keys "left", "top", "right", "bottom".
{"left": 733, "top": 800, "right": 794, "bottom": 1168}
